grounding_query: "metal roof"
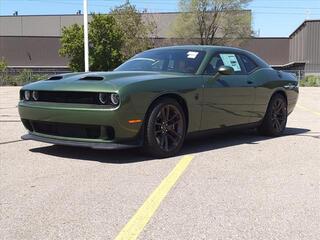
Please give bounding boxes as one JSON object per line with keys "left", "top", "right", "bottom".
{"left": 289, "top": 19, "right": 320, "bottom": 38}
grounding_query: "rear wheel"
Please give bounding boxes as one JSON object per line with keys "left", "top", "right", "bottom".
{"left": 258, "top": 94, "right": 287, "bottom": 136}
{"left": 144, "top": 98, "right": 186, "bottom": 158}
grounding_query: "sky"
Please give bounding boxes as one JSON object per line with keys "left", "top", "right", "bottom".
{"left": 0, "top": 0, "right": 320, "bottom": 37}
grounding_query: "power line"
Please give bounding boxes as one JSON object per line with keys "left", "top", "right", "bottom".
{"left": 2, "top": 0, "right": 320, "bottom": 15}
{"left": 253, "top": 11, "right": 320, "bottom": 15}
{"left": 251, "top": 6, "right": 320, "bottom": 10}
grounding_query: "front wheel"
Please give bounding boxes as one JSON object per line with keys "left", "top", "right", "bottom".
{"left": 258, "top": 93, "right": 288, "bottom": 136}
{"left": 144, "top": 98, "right": 186, "bottom": 158}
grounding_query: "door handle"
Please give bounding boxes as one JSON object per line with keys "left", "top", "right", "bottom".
{"left": 247, "top": 80, "right": 253, "bottom": 84}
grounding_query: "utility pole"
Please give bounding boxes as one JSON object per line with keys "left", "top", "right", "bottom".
{"left": 83, "top": 0, "right": 89, "bottom": 72}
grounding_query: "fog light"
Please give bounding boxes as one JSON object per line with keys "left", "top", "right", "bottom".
{"left": 24, "top": 90, "right": 31, "bottom": 101}
{"left": 32, "top": 91, "right": 39, "bottom": 101}
{"left": 98, "top": 93, "right": 108, "bottom": 104}
{"left": 110, "top": 93, "right": 120, "bottom": 106}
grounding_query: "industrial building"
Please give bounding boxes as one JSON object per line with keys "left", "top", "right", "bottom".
{"left": 0, "top": 13, "right": 319, "bottom": 75}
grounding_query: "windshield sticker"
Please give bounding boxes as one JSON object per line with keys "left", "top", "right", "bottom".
{"left": 219, "top": 54, "right": 241, "bottom": 71}
{"left": 187, "top": 51, "right": 199, "bottom": 59}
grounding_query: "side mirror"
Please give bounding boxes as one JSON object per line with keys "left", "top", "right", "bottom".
{"left": 218, "top": 66, "right": 234, "bottom": 75}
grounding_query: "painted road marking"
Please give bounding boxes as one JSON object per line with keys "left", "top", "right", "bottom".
{"left": 297, "top": 104, "right": 320, "bottom": 116}
{"left": 115, "top": 155, "right": 194, "bottom": 240}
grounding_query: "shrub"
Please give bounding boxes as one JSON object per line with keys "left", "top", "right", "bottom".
{"left": 300, "top": 75, "right": 320, "bottom": 87}
{"left": 0, "top": 58, "right": 8, "bottom": 85}
{"left": 1, "top": 70, "right": 48, "bottom": 86}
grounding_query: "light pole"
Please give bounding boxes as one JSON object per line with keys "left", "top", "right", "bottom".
{"left": 83, "top": 0, "right": 89, "bottom": 72}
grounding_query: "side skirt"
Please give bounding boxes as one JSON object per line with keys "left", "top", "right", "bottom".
{"left": 186, "top": 121, "right": 262, "bottom": 140}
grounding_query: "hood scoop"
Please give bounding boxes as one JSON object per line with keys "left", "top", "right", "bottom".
{"left": 47, "top": 75, "right": 63, "bottom": 80}
{"left": 79, "top": 75, "right": 104, "bottom": 81}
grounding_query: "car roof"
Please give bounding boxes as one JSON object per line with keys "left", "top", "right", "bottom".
{"left": 151, "top": 45, "right": 243, "bottom": 52}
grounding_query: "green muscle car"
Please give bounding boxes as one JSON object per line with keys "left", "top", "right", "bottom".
{"left": 19, "top": 46, "right": 299, "bottom": 158}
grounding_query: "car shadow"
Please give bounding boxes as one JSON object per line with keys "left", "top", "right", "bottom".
{"left": 29, "top": 127, "right": 311, "bottom": 164}
{"left": 181, "top": 127, "right": 312, "bottom": 155}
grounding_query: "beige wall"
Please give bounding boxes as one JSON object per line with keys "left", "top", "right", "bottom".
{"left": 0, "top": 12, "right": 250, "bottom": 38}
{"left": 0, "top": 15, "right": 88, "bottom": 37}
{"left": 241, "top": 38, "right": 290, "bottom": 65}
{"left": 0, "top": 36, "right": 68, "bottom": 67}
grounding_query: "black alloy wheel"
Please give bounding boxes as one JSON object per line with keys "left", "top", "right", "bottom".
{"left": 258, "top": 94, "right": 288, "bottom": 136}
{"left": 271, "top": 98, "right": 286, "bottom": 132}
{"left": 154, "top": 104, "right": 184, "bottom": 152}
{"left": 144, "top": 98, "right": 186, "bottom": 158}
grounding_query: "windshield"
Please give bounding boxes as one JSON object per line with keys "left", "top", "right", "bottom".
{"left": 115, "top": 49, "right": 206, "bottom": 74}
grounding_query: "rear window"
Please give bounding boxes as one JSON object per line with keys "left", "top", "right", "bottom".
{"left": 240, "top": 55, "right": 259, "bottom": 73}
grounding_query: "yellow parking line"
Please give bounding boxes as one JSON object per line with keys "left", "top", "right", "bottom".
{"left": 115, "top": 155, "right": 194, "bottom": 240}
{"left": 297, "top": 104, "right": 320, "bottom": 116}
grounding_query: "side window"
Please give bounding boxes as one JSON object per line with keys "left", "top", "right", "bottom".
{"left": 204, "top": 55, "right": 223, "bottom": 75}
{"left": 219, "top": 53, "right": 242, "bottom": 73}
{"left": 167, "top": 59, "right": 175, "bottom": 71}
{"left": 204, "top": 53, "right": 244, "bottom": 75}
{"left": 239, "top": 54, "right": 259, "bottom": 73}
{"left": 150, "top": 59, "right": 164, "bottom": 71}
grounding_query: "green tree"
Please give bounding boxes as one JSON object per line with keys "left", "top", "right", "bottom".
{"left": 111, "top": 0, "right": 157, "bottom": 60}
{"left": 171, "top": 0, "right": 252, "bottom": 46}
{"left": 59, "top": 24, "right": 85, "bottom": 71}
{"left": 0, "top": 58, "right": 7, "bottom": 72}
{"left": 0, "top": 58, "right": 8, "bottom": 85}
{"left": 60, "top": 14, "right": 124, "bottom": 72}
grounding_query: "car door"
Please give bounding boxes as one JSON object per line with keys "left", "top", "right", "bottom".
{"left": 238, "top": 53, "right": 262, "bottom": 124}
{"left": 200, "top": 52, "right": 255, "bottom": 130}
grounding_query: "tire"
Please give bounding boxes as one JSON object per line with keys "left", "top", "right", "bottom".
{"left": 258, "top": 93, "right": 288, "bottom": 137}
{"left": 144, "top": 98, "right": 187, "bottom": 158}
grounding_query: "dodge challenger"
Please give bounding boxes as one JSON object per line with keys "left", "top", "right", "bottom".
{"left": 19, "top": 46, "right": 299, "bottom": 158}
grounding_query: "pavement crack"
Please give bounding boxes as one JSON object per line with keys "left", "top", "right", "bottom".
{"left": 0, "top": 139, "right": 24, "bottom": 145}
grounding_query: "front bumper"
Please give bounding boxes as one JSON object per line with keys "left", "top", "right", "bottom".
{"left": 18, "top": 100, "right": 144, "bottom": 144}
{"left": 22, "top": 133, "right": 141, "bottom": 149}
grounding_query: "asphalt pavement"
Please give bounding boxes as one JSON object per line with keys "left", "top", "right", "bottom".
{"left": 0, "top": 87, "right": 319, "bottom": 240}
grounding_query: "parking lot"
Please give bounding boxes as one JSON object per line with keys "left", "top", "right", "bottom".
{"left": 0, "top": 87, "right": 319, "bottom": 240}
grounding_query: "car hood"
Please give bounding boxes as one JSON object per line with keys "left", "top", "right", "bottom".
{"left": 22, "top": 71, "right": 192, "bottom": 92}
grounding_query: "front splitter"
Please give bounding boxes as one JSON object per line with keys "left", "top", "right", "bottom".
{"left": 21, "top": 133, "right": 141, "bottom": 150}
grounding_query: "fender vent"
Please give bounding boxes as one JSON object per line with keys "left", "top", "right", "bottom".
{"left": 47, "top": 76, "right": 63, "bottom": 80}
{"left": 80, "top": 76, "right": 104, "bottom": 81}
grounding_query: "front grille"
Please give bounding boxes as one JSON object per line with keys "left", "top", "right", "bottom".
{"left": 22, "top": 119, "right": 114, "bottom": 140}
{"left": 21, "top": 119, "right": 33, "bottom": 132}
{"left": 37, "top": 91, "right": 101, "bottom": 104}
{"left": 33, "top": 121, "right": 101, "bottom": 139}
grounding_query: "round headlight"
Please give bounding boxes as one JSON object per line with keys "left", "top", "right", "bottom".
{"left": 24, "top": 90, "right": 31, "bottom": 101}
{"left": 110, "top": 93, "right": 120, "bottom": 106}
{"left": 32, "top": 91, "right": 39, "bottom": 101}
{"left": 98, "top": 93, "right": 108, "bottom": 104}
